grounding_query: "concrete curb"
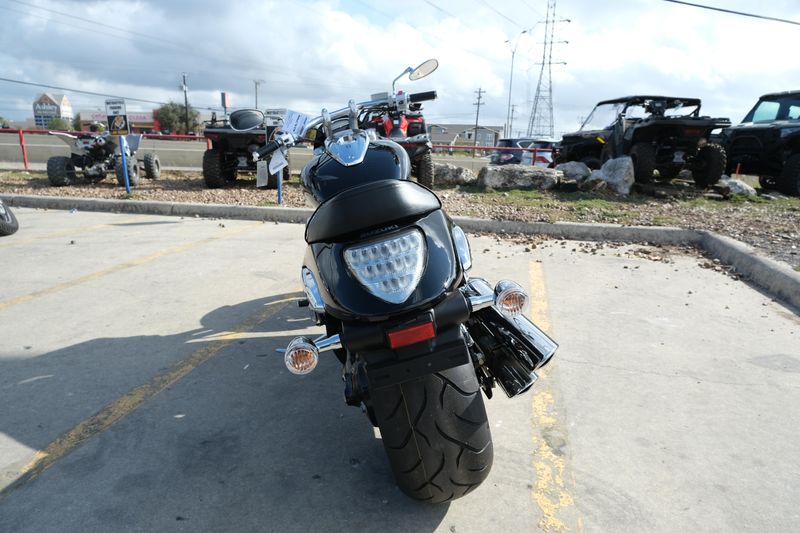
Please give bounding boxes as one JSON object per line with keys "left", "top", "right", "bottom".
{"left": 3, "top": 193, "right": 798, "bottom": 310}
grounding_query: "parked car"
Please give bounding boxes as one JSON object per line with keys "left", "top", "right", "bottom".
{"left": 491, "top": 138, "right": 558, "bottom": 167}
{"left": 721, "top": 90, "right": 800, "bottom": 195}
{"left": 558, "top": 95, "right": 731, "bottom": 186}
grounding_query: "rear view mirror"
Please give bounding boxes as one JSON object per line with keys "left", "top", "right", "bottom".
{"left": 409, "top": 59, "right": 439, "bottom": 81}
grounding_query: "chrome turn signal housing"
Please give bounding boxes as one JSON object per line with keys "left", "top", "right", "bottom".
{"left": 494, "top": 280, "right": 529, "bottom": 317}
{"left": 284, "top": 337, "right": 319, "bottom": 375}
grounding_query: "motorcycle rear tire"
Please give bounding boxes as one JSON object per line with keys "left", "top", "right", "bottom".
{"left": 371, "top": 362, "right": 493, "bottom": 503}
{"left": 416, "top": 152, "right": 434, "bottom": 189}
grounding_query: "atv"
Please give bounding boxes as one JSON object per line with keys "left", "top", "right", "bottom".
{"left": 559, "top": 96, "right": 731, "bottom": 186}
{"left": 202, "top": 111, "right": 289, "bottom": 189}
{"left": 47, "top": 131, "right": 160, "bottom": 187}
{"left": 721, "top": 90, "right": 800, "bottom": 196}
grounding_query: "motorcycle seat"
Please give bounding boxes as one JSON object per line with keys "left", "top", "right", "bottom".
{"left": 305, "top": 179, "right": 441, "bottom": 244}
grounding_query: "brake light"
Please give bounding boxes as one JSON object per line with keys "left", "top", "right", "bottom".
{"left": 388, "top": 322, "right": 435, "bottom": 349}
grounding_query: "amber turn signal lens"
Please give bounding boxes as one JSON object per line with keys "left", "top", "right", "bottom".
{"left": 284, "top": 337, "right": 319, "bottom": 375}
{"left": 494, "top": 280, "right": 529, "bottom": 317}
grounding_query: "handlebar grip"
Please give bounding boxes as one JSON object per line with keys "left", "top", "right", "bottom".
{"left": 409, "top": 90, "right": 438, "bottom": 103}
{"left": 256, "top": 139, "right": 281, "bottom": 159}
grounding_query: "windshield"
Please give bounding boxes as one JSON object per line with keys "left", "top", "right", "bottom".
{"left": 744, "top": 95, "right": 800, "bottom": 123}
{"left": 581, "top": 103, "right": 623, "bottom": 131}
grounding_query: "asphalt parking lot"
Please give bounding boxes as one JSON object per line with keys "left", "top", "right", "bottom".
{"left": 1, "top": 208, "right": 798, "bottom": 532}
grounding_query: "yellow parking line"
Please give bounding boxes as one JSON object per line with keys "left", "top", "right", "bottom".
{"left": 530, "top": 261, "right": 580, "bottom": 532}
{"left": 0, "top": 217, "right": 144, "bottom": 250}
{"left": 0, "top": 223, "right": 260, "bottom": 311}
{"left": 1, "top": 292, "right": 301, "bottom": 496}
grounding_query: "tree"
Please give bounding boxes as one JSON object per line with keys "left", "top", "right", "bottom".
{"left": 154, "top": 102, "right": 200, "bottom": 134}
{"left": 47, "top": 117, "right": 70, "bottom": 130}
{"left": 72, "top": 115, "right": 81, "bottom": 131}
{"left": 0, "top": 116, "right": 10, "bottom": 128}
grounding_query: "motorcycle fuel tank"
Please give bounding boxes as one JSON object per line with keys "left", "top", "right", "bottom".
{"left": 301, "top": 140, "right": 410, "bottom": 205}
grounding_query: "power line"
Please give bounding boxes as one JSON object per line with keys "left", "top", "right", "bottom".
{"left": 0, "top": 76, "right": 217, "bottom": 111}
{"left": 477, "top": 0, "right": 526, "bottom": 30}
{"left": 662, "top": 0, "right": 800, "bottom": 26}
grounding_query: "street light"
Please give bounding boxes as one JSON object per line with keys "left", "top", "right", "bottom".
{"left": 504, "top": 29, "right": 528, "bottom": 139}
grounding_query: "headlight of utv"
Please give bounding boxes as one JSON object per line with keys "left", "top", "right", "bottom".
{"left": 343, "top": 228, "right": 426, "bottom": 304}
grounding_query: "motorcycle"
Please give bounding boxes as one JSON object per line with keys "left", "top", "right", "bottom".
{"left": 0, "top": 198, "right": 19, "bottom": 236}
{"left": 47, "top": 129, "right": 160, "bottom": 187}
{"left": 358, "top": 60, "right": 437, "bottom": 188}
{"left": 230, "top": 61, "right": 558, "bottom": 503}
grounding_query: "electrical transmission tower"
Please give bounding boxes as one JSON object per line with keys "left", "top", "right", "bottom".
{"left": 526, "top": 0, "right": 568, "bottom": 138}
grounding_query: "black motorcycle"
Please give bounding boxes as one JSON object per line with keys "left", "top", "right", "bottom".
{"left": 232, "top": 63, "right": 558, "bottom": 503}
{"left": 0, "top": 198, "right": 19, "bottom": 236}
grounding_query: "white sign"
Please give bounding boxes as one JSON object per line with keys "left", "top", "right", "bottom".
{"left": 105, "top": 98, "right": 127, "bottom": 117}
{"left": 281, "top": 110, "right": 311, "bottom": 138}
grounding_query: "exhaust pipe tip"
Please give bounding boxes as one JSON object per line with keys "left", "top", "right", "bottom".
{"left": 284, "top": 337, "right": 319, "bottom": 375}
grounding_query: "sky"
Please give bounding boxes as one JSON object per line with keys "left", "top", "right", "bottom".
{"left": 0, "top": 0, "right": 798, "bottom": 137}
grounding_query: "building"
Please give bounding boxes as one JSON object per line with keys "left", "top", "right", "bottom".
{"left": 426, "top": 123, "right": 503, "bottom": 149}
{"left": 75, "top": 110, "right": 157, "bottom": 133}
{"left": 32, "top": 93, "right": 73, "bottom": 129}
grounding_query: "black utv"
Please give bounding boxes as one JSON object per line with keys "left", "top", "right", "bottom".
{"left": 558, "top": 96, "right": 731, "bottom": 186}
{"left": 721, "top": 90, "right": 800, "bottom": 196}
{"left": 202, "top": 111, "right": 287, "bottom": 189}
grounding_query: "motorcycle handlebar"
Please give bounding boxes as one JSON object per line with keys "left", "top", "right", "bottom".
{"left": 409, "top": 90, "right": 437, "bottom": 103}
{"left": 256, "top": 139, "right": 282, "bottom": 159}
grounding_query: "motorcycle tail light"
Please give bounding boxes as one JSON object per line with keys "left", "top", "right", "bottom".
{"left": 494, "top": 280, "right": 529, "bottom": 317}
{"left": 284, "top": 337, "right": 319, "bottom": 375}
{"left": 343, "top": 228, "right": 426, "bottom": 304}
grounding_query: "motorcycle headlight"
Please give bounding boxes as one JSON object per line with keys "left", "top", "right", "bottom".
{"left": 343, "top": 228, "right": 426, "bottom": 304}
{"left": 451, "top": 225, "right": 472, "bottom": 271}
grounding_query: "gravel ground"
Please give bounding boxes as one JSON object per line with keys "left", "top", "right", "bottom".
{"left": 1, "top": 169, "right": 798, "bottom": 270}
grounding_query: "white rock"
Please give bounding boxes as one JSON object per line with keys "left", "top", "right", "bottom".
{"left": 477, "top": 164, "right": 560, "bottom": 190}
{"left": 432, "top": 163, "right": 477, "bottom": 186}
{"left": 718, "top": 177, "right": 757, "bottom": 196}
{"left": 555, "top": 161, "right": 592, "bottom": 182}
{"left": 585, "top": 156, "right": 635, "bottom": 195}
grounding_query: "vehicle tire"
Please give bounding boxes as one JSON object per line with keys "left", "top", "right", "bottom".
{"left": 114, "top": 155, "right": 140, "bottom": 186}
{"left": 778, "top": 153, "right": 800, "bottom": 196}
{"left": 46, "top": 156, "right": 77, "bottom": 187}
{"left": 692, "top": 143, "right": 726, "bottom": 188}
{"left": 579, "top": 156, "right": 601, "bottom": 170}
{"left": 0, "top": 199, "right": 19, "bottom": 236}
{"left": 203, "top": 149, "right": 225, "bottom": 188}
{"left": 630, "top": 142, "right": 656, "bottom": 183}
{"left": 143, "top": 153, "right": 161, "bottom": 180}
{"left": 758, "top": 175, "right": 778, "bottom": 190}
{"left": 370, "top": 362, "right": 493, "bottom": 503}
{"left": 415, "top": 152, "right": 435, "bottom": 188}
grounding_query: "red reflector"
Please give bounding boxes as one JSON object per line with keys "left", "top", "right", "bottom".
{"left": 388, "top": 322, "right": 435, "bottom": 349}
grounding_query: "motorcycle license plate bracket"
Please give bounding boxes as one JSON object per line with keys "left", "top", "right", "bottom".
{"left": 361, "top": 326, "right": 469, "bottom": 389}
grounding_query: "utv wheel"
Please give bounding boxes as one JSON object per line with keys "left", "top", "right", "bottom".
{"left": 692, "top": 143, "right": 726, "bottom": 188}
{"left": 370, "top": 362, "right": 493, "bottom": 503}
{"left": 415, "top": 152, "right": 435, "bottom": 188}
{"left": 46, "top": 156, "right": 77, "bottom": 187}
{"left": 203, "top": 149, "right": 225, "bottom": 188}
{"left": 630, "top": 143, "right": 656, "bottom": 183}
{"left": 143, "top": 153, "right": 161, "bottom": 180}
{"left": 779, "top": 153, "right": 800, "bottom": 196}
{"left": 0, "top": 200, "right": 19, "bottom": 236}
{"left": 114, "top": 155, "right": 140, "bottom": 186}
{"left": 580, "top": 156, "right": 602, "bottom": 170}
{"left": 758, "top": 175, "right": 778, "bottom": 190}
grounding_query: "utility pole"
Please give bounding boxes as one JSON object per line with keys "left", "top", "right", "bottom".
{"left": 181, "top": 72, "right": 190, "bottom": 134}
{"left": 473, "top": 87, "right": 484, "bottom": 158}
{"left": 254, "top": 79, "right": 265, "bottom": 108}
{"left": 510, "top": 104, "right": 517, "bottom": 137}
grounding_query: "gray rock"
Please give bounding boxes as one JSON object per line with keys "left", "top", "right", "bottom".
{"left": 477, "top": 164, "right": 560, "bottom": 190}
{"left": 585, "top": 157, "right": 635, "bottom": 195}
{"left": 555, "top": 161, "right": 592, "bottom": 182}
{"left": 718, "top": 177, "right": 757, "bottom": 197}
{"left": 433, "top": 163, "right": 477, "bottom": 186}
